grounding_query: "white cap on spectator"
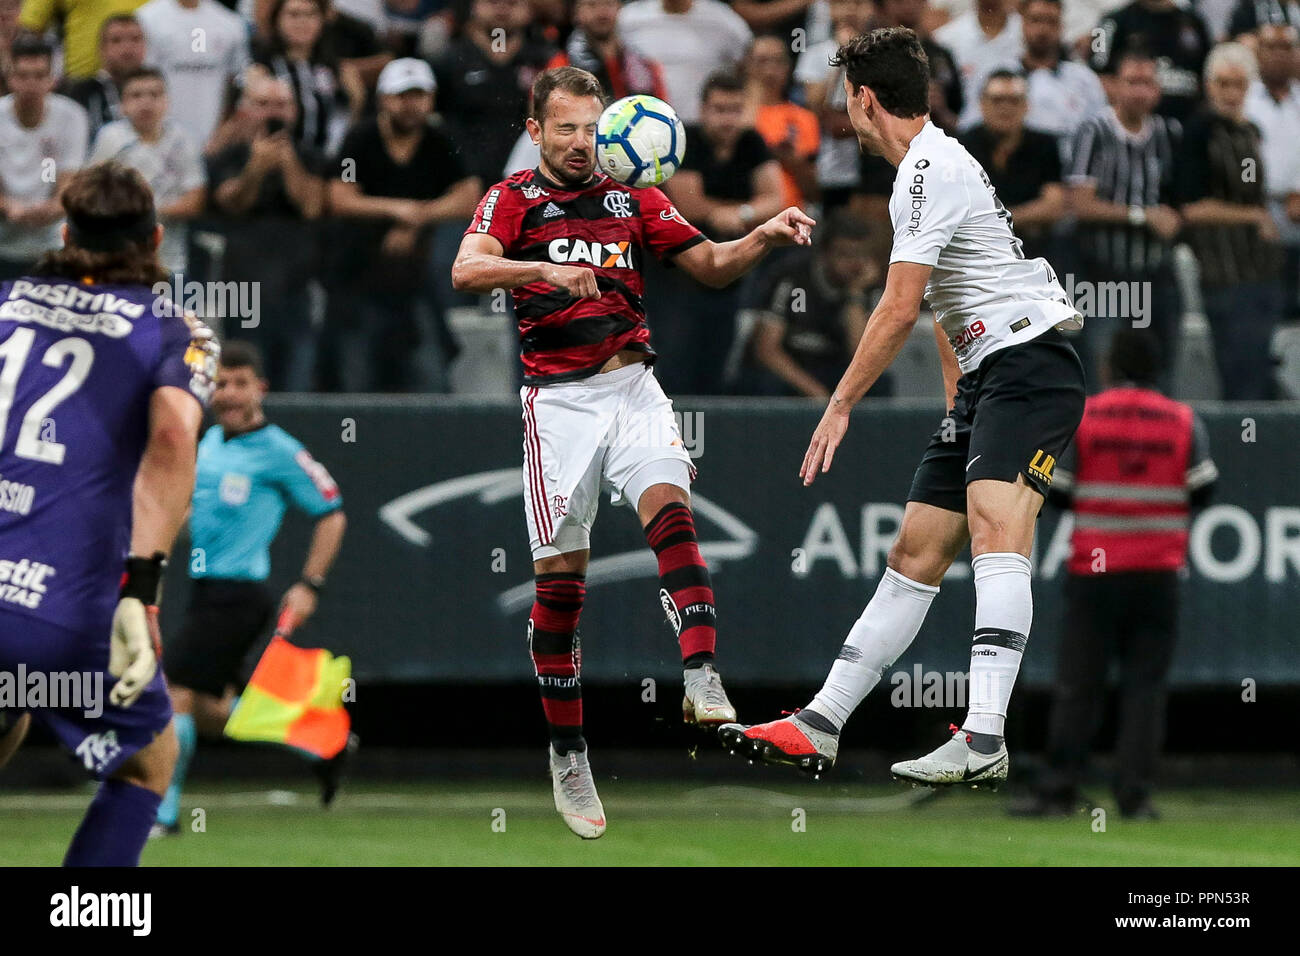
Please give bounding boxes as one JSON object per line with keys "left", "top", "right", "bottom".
{"left": 377, "top": 58, "right": 437, "bottom": 95}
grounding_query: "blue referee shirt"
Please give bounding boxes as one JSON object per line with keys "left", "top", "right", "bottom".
{"left": 190, "top": 422, "right": 342, "bottom": 581}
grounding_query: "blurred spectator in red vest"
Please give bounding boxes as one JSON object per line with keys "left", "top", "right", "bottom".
{"left": 1012, "top": 331, "right": 1218, "bottom": 821}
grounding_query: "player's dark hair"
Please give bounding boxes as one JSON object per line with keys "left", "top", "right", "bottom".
{"left": 531, "top": 66, "right": 606, "bottom": 123}
{"left": 831, "top": 27, "right": 930, "bottom": 119}
{"left": 701, "top": 70, "right": 745, "bottom": 102}
{"left": 8, "top": 35, "right": 54, "bottom": 69}
{"left": 99, "top": 12, "right": 142, "bottom": 44}
{"left": 219, "top": 340, "right": 266, "bottom": 379}
{"left": 32, "top": 162, "right": 168, "bottom": 286}
{"left": 1107, "top": 330, "right": 1162, "bottom": 385}
{"left": 120, "top": 67, "right": 166, "bottom": 93}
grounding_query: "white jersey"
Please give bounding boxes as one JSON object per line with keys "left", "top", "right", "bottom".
{"left": 888, "top": 121, "right": 1082, "bottom": 374}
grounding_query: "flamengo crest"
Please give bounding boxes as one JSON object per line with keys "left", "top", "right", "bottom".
{"left": 603, "top": 191, "right": 633, "bottom": 218}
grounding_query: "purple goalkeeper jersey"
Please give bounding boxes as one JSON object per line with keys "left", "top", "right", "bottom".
{"left": 0, "top": 276, "right": 217, "bottom": 634}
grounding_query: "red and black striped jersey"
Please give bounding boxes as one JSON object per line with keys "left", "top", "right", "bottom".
{"left": 465, "top": 167, "right": 705, "bottom": 384}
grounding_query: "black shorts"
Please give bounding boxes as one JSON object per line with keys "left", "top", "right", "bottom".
{"left": 163, "top": 579, "right": 276, "bottom": 697}
{"left": 908, "top": 328, "right": 1086, "bottom": 515}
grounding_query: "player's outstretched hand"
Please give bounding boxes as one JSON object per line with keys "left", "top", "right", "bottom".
{"left": 800, "top": 406, "right": 850, "bottom": 487}
{"left": 760, "top": 207, "right": 816, "bottom": 247}
{"left": 541, "top": 263, "right": 601, "bottom": 299}
{"left": 108, "top": 598, "right": 161, "bottom": 708}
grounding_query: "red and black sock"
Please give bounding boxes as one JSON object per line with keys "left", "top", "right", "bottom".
{"left": 528, "top": 572, "right": 586, "bottom": 754}
{"left": 644, "top": 501, "right": 716, "bottom": 668}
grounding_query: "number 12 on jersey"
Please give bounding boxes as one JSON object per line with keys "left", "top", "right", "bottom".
{"left": 0, "top": 327, "right": 95, "bottom": 466}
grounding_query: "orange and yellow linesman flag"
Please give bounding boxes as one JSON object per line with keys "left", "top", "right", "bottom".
{"left": 224, "top": 610, "right": 352, "bottom": 759}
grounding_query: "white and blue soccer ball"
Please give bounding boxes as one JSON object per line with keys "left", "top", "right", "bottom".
{"left": 596, "top": 95, "right": 686, "bottom": 188}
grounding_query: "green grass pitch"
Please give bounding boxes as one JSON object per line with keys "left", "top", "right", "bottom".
{"left": 2, "top": 781, "right": 1298, "bottom": 865}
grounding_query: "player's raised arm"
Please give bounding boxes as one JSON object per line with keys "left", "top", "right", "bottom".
{"left": 671, "top": 206, "right": 816, "bottom": 289}
{"left": 800, "top": 261, "right": 930, "bottom": 486}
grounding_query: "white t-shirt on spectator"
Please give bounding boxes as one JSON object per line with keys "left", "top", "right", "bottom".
{"left": 503, "top": 130, "right": 541, "bottom": 178}
{"left": 617, "top": 0, "right": 752, "bottom": 124}
{"left": 935, "top": 11, "right": 1025, "bottom": 127}
{"left": 937, "top": 0, "right": 1130, "bottom": 45}
{"left": 1246, "top": 78, "right": 1300, "bottom": 244}
{"left": 961, "top": 57, "right": 1107, "bottom": 162}
{"left": 90, "top": 119, "right": 207, "bottom": 272}
{"left": 0, "top": 94, "right": 88, "bottom": 262}
{"left": 137, "top": 0, "right": 250, "bottom": 150}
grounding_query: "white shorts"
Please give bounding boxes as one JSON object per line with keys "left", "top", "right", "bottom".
{"left": 521, "top": 361, "right": 696, "bottom": 559}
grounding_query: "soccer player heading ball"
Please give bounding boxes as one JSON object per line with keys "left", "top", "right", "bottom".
{"left": 719, "top": 28, "right": 1086, "bottom": 786}
{"left": 452, "top": 66, "right": 815, "bottom": 839}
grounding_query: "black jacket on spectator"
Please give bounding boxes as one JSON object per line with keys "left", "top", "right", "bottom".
{"left": 959, "top": 124, "right": 1062, "bottom": 259}
{"left": 330, "top": 115, "right": 470, "bottom": 291}
{"left": 749, "top": 247, "right": 885, "bottom": 395}
{"left": 1090, "top": 1, "right": 1212, "bottom": 123}
{"left": 679, "top": 125, "right": 772, "bottom": 241}
{"left": 431, "top": 36, "right": 554, "bottom": 184}
{"left": 207, "top": 141, "right": 325, "bottom": 295}
{"left": 1175, "top": 109, "right": 1279, "bottom": 286}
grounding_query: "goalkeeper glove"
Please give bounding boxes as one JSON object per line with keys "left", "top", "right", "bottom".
{"left": 109, "top": 553, "right": 166, "bottom": 708}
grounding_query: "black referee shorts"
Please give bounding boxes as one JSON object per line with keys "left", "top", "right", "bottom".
{"left": 908, "top": 328, "right": 1086, "bottom": 515}
{"left": 163, "top": 579, "right": 277, "bottom": 698}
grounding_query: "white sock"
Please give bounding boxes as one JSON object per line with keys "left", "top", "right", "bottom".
{"left": 963, "top": 552, "right": 1032, "bottom": 738}
{"left": 807, "top": 567, "right": 940, "bottom": 731}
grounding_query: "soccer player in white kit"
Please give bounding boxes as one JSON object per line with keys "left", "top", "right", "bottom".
{"left": 452, "top": 67, "right": 815, "bottom": 837}
{"left": 720, "top": 28, "right": 1087, "bottom": 787}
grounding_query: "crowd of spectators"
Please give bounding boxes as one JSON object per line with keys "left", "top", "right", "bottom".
{"left": 0, "top": 0, "right": 1297, "bottom": 396}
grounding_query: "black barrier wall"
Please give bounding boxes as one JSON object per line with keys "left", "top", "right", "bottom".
{"left": 160, "top": 397, "right": 1300, "bottom": 687}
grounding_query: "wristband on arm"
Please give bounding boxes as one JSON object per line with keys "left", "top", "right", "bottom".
{"left": 120, "top": 552, "right": 167, "bottom": 605}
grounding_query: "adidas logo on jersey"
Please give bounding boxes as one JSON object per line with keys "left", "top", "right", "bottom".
{"left": 542, "top": 202, "right": 565, "bottom": 218}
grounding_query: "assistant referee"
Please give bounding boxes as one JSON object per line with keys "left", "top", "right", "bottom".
{"left": 153, "top": 341, "right": 347, "bottom": 835}
{"left": 1015, "top": 330, "right": 1217, "bottom": 820}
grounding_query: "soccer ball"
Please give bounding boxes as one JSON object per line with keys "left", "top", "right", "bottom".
{"left": 596, "top": 95, "right": 686, "bottom": 188}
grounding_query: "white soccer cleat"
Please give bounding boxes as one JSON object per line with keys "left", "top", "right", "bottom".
{"left": 550, "top": 746, "right": 606, "bottom": 839}
{"left": 682, "top": 663, "right": 737, "bottom": 727}
{"left": 891, "top": 724, "right": 1009, "bottom": 788}
{"left": 718, "top": 711, "right": 839, "bottom": 778}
